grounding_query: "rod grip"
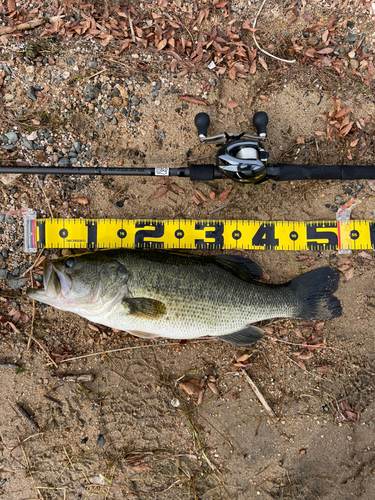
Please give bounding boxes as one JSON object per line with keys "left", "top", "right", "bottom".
{"left": 274, "top": 164, "right": 375, "bottom": 181}
{"left": 189, "top": 164, "right": 223, "bottom": 181}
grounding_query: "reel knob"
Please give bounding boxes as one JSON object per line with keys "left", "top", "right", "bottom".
{"left": 195, "top": 113, "right": 210, "bottom": 138}
{"left": 253, "top": 111, "right": 268, "bottom": 138}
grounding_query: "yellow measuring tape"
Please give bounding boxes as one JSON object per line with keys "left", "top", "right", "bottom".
{"left": 24, "top": 214, "right": 375, "bottom": 252}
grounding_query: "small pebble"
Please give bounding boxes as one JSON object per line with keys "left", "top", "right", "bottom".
{"left": 96, "top": 434, "right": 105, "bottom": 447}
{"left": 58, "top": 157, "right": 71, "bottom": 167}
{"left": 26, "top": 86, "right": 37, "bottom": 101}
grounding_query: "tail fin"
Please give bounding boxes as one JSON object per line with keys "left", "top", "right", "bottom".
{"left": 290, "top": 267, "right": 342, "bottom": 320}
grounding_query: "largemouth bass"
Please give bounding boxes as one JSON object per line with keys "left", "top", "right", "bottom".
{"left": 27, "top": 250, "right": 342, "bottom": 346}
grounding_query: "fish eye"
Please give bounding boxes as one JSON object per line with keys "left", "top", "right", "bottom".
{"left": 65, "top": 257, "right": 77, "bottom": 268}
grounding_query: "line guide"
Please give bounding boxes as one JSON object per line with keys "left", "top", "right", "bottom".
{"left": 23, "top": 211, "right": 375, "bottom": 253}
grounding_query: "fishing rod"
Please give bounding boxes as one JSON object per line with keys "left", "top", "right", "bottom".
{"left": 1, "top": 112, "right": 375, "bottom": 183}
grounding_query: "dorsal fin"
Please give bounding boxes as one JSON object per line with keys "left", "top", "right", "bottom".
{"left": 212, "top": 255, "right": 264, "bottom": 282}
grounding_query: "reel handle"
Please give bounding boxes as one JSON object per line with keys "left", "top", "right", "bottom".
{"left": 253, "top": 111, "right": 268, "bottom": 138}
{"left": 195, "top": 112, "right": 210, "bottom": 138}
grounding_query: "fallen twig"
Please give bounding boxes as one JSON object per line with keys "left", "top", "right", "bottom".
{"left": 241, "top": 369, "right": 276, "bottom": 418}
{"left": 0, "top": 16, "right": 64, "bottom": 36}
{"left": 208, "top": 197, "right": 241, "bottom": 215}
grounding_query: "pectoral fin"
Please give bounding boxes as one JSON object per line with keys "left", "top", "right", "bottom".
{"left": 122, "top": 297, "right": 167, "bottom": 319}
{"left": 217, "top": 325, "right": 265, "bottom": 346}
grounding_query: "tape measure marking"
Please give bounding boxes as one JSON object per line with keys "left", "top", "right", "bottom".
{"left": 28, "top": 218, "right": 375, "bottom": 252}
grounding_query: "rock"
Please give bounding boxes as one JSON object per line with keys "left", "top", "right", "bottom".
{"left": 111, "top": 117, "right": 118, "bottom": 125}
{"left": 88, "top": 61, "right": 97, "bottom": 69}
{"left": 67, "top": 57, "right": 74, "bottom": 66}
{"left": 85, "top": 151, "right": 92, "bottom": 160}
{"left": 73, "top": 141, "right": 81, "bottom": 153}
{"left": 22, "top": 137, "right": 34, "bottom": 150}
{"left": 84, "top": 84, "right": 98, "bottom": 102}
{"left": 26, "top": 131, "right": 38, "bottom": 141}
{"left": 349, "top": 59, "right": 359, "bottom": 69}
{"left": 26, "top": 86, "right": 37, "bottom": 101}
{"left": 105, "top": 108, "right": 114, "bottom": 116}
{"left": 8, "top": 278, "right": 29, "bottom": 289}
{"left": 58, "top": 157, "right": 71, "bottom": 167}
{"left": 154, "top": 82, "right": 161, "bottom": 90}
{"left": 0, "top": 174, "right": 22, "bottom": 186}
{"left": 6, "top": 132, "right": 18, "bottom": 143}
{"left": 3, "top": 94, "right": 14, "bottom": 102}
{"left": 62, "top": 71, "right": 70, "bottom": 79}
{"left": 130, "top": 96, "right": 140, "bottom": 106}
{"left": 0, "top": 269, "right": 7, "bottom": 280}
{"left": 334, "top": 195, "right": 344, "bottom": 205}
{"left": 111, "top": 96, "right": 122, "bottom": 108}
{"left": 344, "top": 33, "right": 359, "bottom": 43}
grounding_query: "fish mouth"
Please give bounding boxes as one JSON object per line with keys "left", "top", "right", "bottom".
{"left": 27, "top": 260, "right": 71, "bottom": 300}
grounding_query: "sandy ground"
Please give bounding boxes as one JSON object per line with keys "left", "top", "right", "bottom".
{"left": 0, "top": 1, "right": 375, "bottom": 499}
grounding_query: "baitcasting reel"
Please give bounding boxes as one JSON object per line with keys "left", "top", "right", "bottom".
{"left": 195, "top": 111, "right": 269, "bottom": 183}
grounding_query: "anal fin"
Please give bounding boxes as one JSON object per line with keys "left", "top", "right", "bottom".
{"left": 217, "top": 325, "right": 265, "bottom": 346}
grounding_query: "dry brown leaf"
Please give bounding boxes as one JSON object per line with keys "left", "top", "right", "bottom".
{"left": 249, "top": 60, "right": 257, "bottom": 74}
{"left": 228, "top": 66, "right": 236, "bottom": 80}
{"left": 192, "top": 194, "right": 201, "bottom": 205}
{"left": 315, "top": 131, "right": 326, "bottom": 136}
{"left": 148, "top": 186, "right": 168, "bottom": 201}
{"left": 209, "top": 191, "right": 216, "bottom": 200}
{"left": 236, "top": 353, "right": 251, "bottom": 362}
{"left": 131, "top": 465, "right": 151, "bottom": 473}
{"left": 322, "top": 29, "right": 329, "bottom": 43}
{"left": 259, "top": 95, "right": 271, "bottom": 102}
{"left": 218, "top": 186, "right": 232, "bottom": 201}
{"left": 340, "top": 121, "right": 354, "bottom": 137}
{"left": 262, "top": 326, "right": 274, "bottom": 335}
{"left": 350, "top": 138, "right": 359, "bottom": 147}
{"left": 215, "top": 1, "right": 228, "bottom": 7}
{"left": 179, "top": 378, "right": 204, "bottom": 396}
{"left": 88, "top": 324, "right": 100, "bottom": 332}
{"left": 71, "top": 197, "right": 89, "bottom": 205}
{"left": 298, "top": 354, "right": 313, "bottom": 360}
{"left": 347, "top": 149, "right": 352, "bottom": 160}
{"left": 178, "top": 95, "right": 208, "bottom": 106}
{"left": 358, "top": 251, "right": 372, "bottom": 260}
{"left": 294, "top": 328, "right": 304, "bottom": 339}
{"left": 170, "top": 183, "right": 184, "bottom": 194}
{"left": 154, "top": 178, "right": 170, "bottom": 185}
{"left": 367, "top": 180, "right": 375, "bottom": 192}
{"left": 157, "top": 38, "right": 168, "bottom": 51}
{"left": 316, "top": 365, "right": 331, "bottom": 374}
{"left": 296, "top": 136, "right": 305, "bottom": 144}
{"left": 207, "top": 382, "right": 220, "bottom": 396}
{"left": 226, "top": 100, "right": 239, "bottom": 109}
{"left": 317, "top": 47, "right": 334, "bottom": 54}
{"left": 315, "top": 321, "right": 325, "bottom": 332}
{"left": 194, "top": 189, "right": 207, "bottom": 202}
{"left": 344, "top": 268, "right": 354, "bottom": 280}
{"left": 258, "top": 55, "right": 268, "bottom": 71}
{"left": 297, "top": 359, "right": 307, "bottom": 370}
